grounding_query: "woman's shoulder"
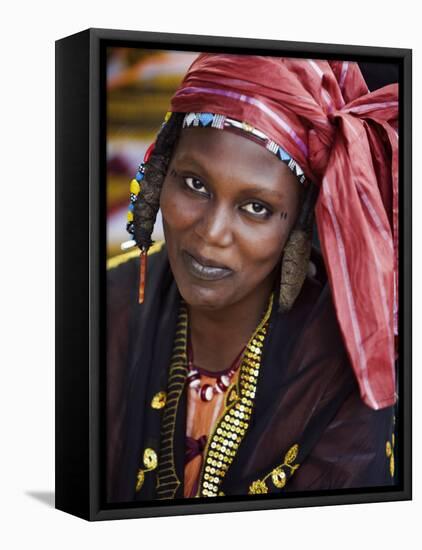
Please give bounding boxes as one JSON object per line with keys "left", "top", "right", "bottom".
{"left": 277, "top": 244, "right": 347, "bottom": 372}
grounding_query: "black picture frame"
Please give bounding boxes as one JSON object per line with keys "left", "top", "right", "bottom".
{"left": 55, "top": 27, "right": 412, "bottom": 521}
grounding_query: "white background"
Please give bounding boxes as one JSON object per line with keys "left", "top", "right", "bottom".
{"left": 0, "top": 1, "right": 419, "bottom": 548}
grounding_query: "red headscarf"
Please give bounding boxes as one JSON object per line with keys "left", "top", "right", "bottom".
{"left": 168, "top": 54, "right": 398, "bottom": 410}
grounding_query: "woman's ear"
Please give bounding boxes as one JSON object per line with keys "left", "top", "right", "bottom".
{"left": 278, "top": 227, "right": 312, "bottom": 312}
{"left": 278, "top": 182, "right": 317, "bottom": 312}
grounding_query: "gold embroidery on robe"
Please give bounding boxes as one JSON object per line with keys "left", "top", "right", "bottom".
{"left": 386, "top": 433, "right": 395, "bottom": 478}
{"left": 151, "top": 391, "right": 167, "bottom": 409}
{"left": 135, "top": 448, "right": 158, "bottom": 492}
{"left": 248, "top": 444, "right": 300, "bottom": 495}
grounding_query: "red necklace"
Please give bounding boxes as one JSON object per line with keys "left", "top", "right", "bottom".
{"left": 186, "top": 339, "right": 245, "bottom": 402}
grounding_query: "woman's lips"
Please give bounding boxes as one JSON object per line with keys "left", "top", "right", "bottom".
{"left": 182, "top": 251, "right": 233, "bottom": 281}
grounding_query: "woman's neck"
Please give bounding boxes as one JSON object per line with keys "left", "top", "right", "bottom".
{"left": 187, "top": 280, "right": 274, "bottom": 373}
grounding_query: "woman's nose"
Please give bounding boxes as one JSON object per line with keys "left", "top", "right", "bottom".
{"left": 194, "top": 203, "right": 233, "bottom": 247}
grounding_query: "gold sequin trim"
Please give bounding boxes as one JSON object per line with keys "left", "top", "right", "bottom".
{"left": 196, "top": 293, "right": 274, "bottom": 497}
{"left": 248, "top": 444, "right": 300, "bottom": 495}
{"left": 151, "top": 391, "right": 167, "bottom": 409}
{"left": 135, "top": 448, "right": 158, "bottom": 492}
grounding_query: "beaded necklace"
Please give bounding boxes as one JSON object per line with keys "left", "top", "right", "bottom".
{"left": 187, "top": 338, "right": 245, "bottom": 402}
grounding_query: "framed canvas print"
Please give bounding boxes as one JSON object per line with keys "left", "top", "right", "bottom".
{"left": 55, "top": 28, "right": 412, "bottom": 521}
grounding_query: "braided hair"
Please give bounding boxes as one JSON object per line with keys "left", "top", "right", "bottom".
{"left": 133, "top": 112, "right": 318, "bottom": 311}
{"left": 133, "top": 113, "right": 185, "bottom": 251}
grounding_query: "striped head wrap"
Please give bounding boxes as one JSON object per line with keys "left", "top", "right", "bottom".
{"left": 162, "top": 53, "right": 398, "bottom": 410}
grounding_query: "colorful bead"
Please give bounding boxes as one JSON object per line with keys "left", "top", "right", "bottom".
{"left": 130, "top": 178, "right": 141, "bottom": 195}
{"left": 220, "top": 374, "right": 230, "bottom": 387}
{"left": 199, "top": 113, "right": 214, "bottom": 126}
{"left": 216, "top": 375, "right": 230, "bottom": 393}
{"left": 200, "top": 384, "right": 214, "bottom": 402}
{"left": 187, "top": 368, "right": 199, "bottom": 377}
{"left": 187, "top": 342, "right": 244, "bottom": 403}
{"left": 144, "top": 143, "right": 155, "bottom": 163}
{"left": 187, "top": 369, "right": 201, "bottom": 389}
{"left": 214, "top": 382, "right": 224, "bottom": 394}
{"left": 126, "top": 147, "right": 154, "bottom": 240}
{"left": 189, "top": 378, "right": 201, "bottom": 390}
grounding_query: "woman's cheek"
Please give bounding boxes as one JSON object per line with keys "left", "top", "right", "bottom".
{"left": 160, "top": 179, "right": 180, "bottom": 216}
{"left": 161, "top": 188, "right": 189, "bottom": 229}
{"left": 243, "top": 223, "right": 286, "bottom": 265}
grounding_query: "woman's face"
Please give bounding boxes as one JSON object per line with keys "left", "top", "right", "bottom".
{"left": 160, "top": 127, "right": 302, "bottom": 311}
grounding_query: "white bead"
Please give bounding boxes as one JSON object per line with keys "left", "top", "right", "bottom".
{"left": 220, "top": 375, "right": 230, "bottom": 388}
{"left": 204, "top": 386, "right": 213, "bottom": 401}
{"left": 120, "top": 239, "right": 136, "bottom": 250}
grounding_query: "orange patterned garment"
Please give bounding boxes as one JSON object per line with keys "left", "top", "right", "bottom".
{"left": 184, "top": 364, "right": 241, "bottom": 498}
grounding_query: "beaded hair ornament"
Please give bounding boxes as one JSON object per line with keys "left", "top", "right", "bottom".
{"left": 122, "top": 111, "right": 312, "bottom": 305}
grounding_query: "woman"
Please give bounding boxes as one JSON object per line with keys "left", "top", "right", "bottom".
{"left": 107, "top": 54, "right": 398, "bottom": 502}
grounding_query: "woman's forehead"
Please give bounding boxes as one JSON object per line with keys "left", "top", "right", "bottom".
{"left": 172, "top": 126, "right": 299, "bottom": 194}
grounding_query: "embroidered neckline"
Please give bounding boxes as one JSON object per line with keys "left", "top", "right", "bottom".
{"left": 195, "top": 292, "right": 275, "bottom": 497}
{"left": 155, "top": 291, "right": 274, "bottom": 499}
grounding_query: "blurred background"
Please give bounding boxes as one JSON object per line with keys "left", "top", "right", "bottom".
{"left": 106, "top": 47, "right": 199, "bottom": 258}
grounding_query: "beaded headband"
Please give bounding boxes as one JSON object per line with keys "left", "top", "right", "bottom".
{"left": 181, "top": 112, "right": 307, "bottom": 185}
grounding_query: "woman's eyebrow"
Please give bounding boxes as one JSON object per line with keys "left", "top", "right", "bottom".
{"left": 235, "top": 186, "right": 285, "bottom": 202}
{"left": 172, "top": 154, "right": 217, "bottom": 183}
{"left": 174, "top": 153, "right": 286, "bottom": 202}
{"left": 173, "top": 153, "right": 208, "bottom": 173}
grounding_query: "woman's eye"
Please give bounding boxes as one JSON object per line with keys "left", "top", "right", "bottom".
{"left": 184, "top": 176, "right": 209, "bottom": 196}
{"left": 241, "top": 202, "right": 271, "bottom": 218}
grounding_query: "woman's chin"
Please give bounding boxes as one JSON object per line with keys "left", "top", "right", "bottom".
{"left": 177, "top": 281, "right": 233, "bottom": 311}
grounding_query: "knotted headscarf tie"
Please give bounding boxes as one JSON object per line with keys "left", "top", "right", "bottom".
{"left": 168, "top": 54, "right": 398, "bottom": 410}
